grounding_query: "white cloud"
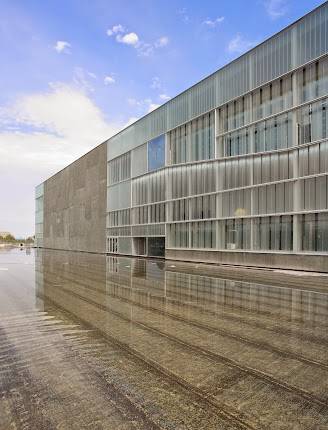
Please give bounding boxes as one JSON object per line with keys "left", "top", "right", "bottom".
{"left": 104, "top": 75, "right": 115, "bottom": 85}
{"left": 116, "top": 32, "right": 139, "bottom": 46}
{"left": 151, "top": 77, "right": 161, "bottom": 90}
{"left": 107, "top": 24, "right": 168, "bottom": 56}
{"left": 54, "top": 40, "right": 71, "bottom": 54}
{"left": 264, "top": 0, "right": 288, "bottom": 19}
{"left": 159, "top": 94, "right": 171, "bottom": 101}
{"left": 106, "top": 24, "right": 125, "bottom": 36}
{"left": 107, "top": 25, "right": 139, "bottom": 47}
{"left": 227, "top": 34, "right": 256, "bottom": 54}
{"left": 203, "top": 16, "right": 225, "bottom": 27}
{"left": 1, "top": 83, "right": 118, "bottom": 153}
{"left": 155, "top": 36, "right": 169, "bottom": 48}
{"left": 0, "top": 83, "right": 120, "bottom": 236}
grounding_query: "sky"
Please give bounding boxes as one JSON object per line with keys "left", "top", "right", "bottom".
{"left": 0, "top": 0, "right": 325, "bottom": 238}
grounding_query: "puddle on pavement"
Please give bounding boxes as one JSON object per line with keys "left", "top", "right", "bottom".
{"left": 0, "top": 247, "right": 328, "bottom": 429}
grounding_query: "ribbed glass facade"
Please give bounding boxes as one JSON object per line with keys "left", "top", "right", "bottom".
{"left": 106, "top": 3, "right": 328, "bottom": 258}
{"left": 35, "top": 183, "right": 44, "bottom": 247}
{"left": 104, "top": 3, "right": 328, "bottom": 258}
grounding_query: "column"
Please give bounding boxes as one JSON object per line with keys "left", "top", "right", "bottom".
{"left": 292, "top": 71, "right": 302, "bottom": 252}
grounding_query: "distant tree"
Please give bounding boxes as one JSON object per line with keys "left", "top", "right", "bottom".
{"left": 25, "top": 237, "right": 34, "bottom": 244}
{"left": 3, "top": 234, "right": 16, "bottom": 243}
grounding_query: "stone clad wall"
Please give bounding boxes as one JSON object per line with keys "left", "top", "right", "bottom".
{"left": 43, "top": 143, "right": 107, "bottom": 253}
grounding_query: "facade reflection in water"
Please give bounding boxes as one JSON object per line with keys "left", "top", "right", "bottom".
{"left": 32, "top": 249, "right": 328, "bottom": 429}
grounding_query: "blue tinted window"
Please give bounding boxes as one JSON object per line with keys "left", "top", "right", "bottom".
{"left": 148, "top": 135, "right": 165, "bottom": 171}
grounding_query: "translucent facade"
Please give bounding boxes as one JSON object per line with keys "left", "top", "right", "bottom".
{"left": 106, "top": 3, "right": 328, "bottom": 259}
{"left": 35, "top": 4, "right": 328, "bottom": 269}
{"left": 35, "top": 183, "right": 44, "bottom": 247}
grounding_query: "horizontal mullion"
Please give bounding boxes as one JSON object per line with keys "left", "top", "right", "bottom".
{"left": 216, "top": 92, "right": 328, "bottom": 138}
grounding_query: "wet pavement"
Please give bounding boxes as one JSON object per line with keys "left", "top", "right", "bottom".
{"left": 0, "top": 247, "right": 328, "bottom": 429}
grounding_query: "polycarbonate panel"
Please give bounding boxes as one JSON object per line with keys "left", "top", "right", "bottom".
{"left": 131, "top": 144, "right": 147, "bottom": 178}
{"left": 297, "top": 4, "right": 328, "bottom": 65}
{"left": 131, "top": 224, "right": 165, "bottom": 237}
{"left": 253, "top": 216, "right": 293, "bottom": 251}
{"left": 107, "top": 180, "right": 131, "bottom": 211}
{"left": 35, "top": 183, "right": 44, "bottom": 199}
{"left": 118, "top": 237, "right": 132, "bottom": 254}
{"left": 35, "top": 210, "right": 43, "bottom": 224}
{"left": 35, "top": 183, "right": 44, "bottom": 247}
{"left": 217, "top": 55, "right": 250, "bottom": 104}
{"left": 252, "top": 29, "right": 292, "bottom": 88}
{"left": 108, "top": 152, "right": 131, "bottom": 185}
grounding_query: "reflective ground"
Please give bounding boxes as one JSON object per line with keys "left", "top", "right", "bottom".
{"left": 1, "top": 248, "right": 328, "bottom": 429}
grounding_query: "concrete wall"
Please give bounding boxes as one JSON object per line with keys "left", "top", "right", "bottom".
{"left": 166, "top": 249, "right": 328, "bottom": 273}
{"left": 43, "top": 143, "right": 107, "bottom": 253}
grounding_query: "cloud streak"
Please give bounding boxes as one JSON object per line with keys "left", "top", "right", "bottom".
{"left": 106, "top": 24, "right": 125, "bottom": 36}
{"left": 104, "top": 75, "right": 115, "bottom": 85}
{"left": 227, "top": 34, "right": 257, "bottom": 54}
{"left": 264, "top": 0, "right": 288, "bottom": 19}
{"left": 127, "top": 96, "right": 165, "bottom": 114}
{"left": 54, "top": 40, "right": 71, "bottom": 54}
{"left": 203, "top": 17, "right": 225, "bottom": 27}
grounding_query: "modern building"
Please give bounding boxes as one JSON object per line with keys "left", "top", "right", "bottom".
{"left": 36, "top": 2, "right": 328, "bottom": 272}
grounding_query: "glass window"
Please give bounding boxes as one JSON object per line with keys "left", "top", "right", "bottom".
{"left": 224, "top": 219, "right": 250, "bottom": 250}
{"left": 108, "top": 152, "right": 131, "bottom": 185}
{"left": 298, "top": 57, "right": 328, "bottom": 103}
{"left": 301, "top": 176, "right": 328, "bottom": 211}
{"left": 317, "top": 213, "right": 328, "bottom": 252}
{"left": 252, "top": 75, "right": 292, "bottom": 121}
{"left": 148, "top": 135, "right": 165, "bottom": 171}
{"left": 281, "top": 216, "right": 293, "bottom": 250}
{"left": 254, "top": 216, "right": 293, "bottom": 251}
{"left": 108, "top": 209, "right": 131, "bottom": 227}
{"left": 254, "top": 113, "right": 292, "bottom": 154}
{"left": 189, "top": 195, "right": 216, "bottom": 220}
{"left": 189, "top": 221, "right": 216, "bottom": 249}
{"left": 298, "top": 98, "right": 328, "bottom": 145}
{"left": 168, "top": 111, "right": 214, "bottom": 164}
{"left": 320, "top": 141, "right": 328, "bottom": 174}
{"left": 254, "top": 122, "right": 266, "bottom": 153}
{"left": 302, "top": 214, "right": 317, "bottom": 251}
{"left": 223, "top": 128, "right": 249, "bottom": 157}
{"left": 168, "top": 223, "right": 189, "bottom": 248}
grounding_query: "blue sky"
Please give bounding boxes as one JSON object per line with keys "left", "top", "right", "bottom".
{"left": 0, "top": 0, "right": 325, "bottom": 237}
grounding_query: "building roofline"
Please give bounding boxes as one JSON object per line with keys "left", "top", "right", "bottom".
{"left": 105, "top": 0, "right": 327, "bottom": 145}
{"left": 36, "top": 141, "right": 107, "bottom": 189}
{"left": 36, "top": 0, "right": 327, "bottom": 188}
